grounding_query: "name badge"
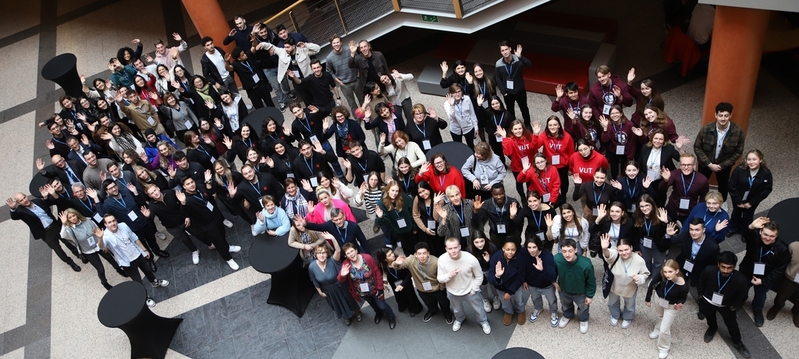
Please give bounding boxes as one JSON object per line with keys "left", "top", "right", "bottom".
{"left": 310, "top": 177, "right": 318, "bottom": 187}
{"left": 711, "top": 292, "right": 724, "bottom": 306}
{"left": 427, "top": 220, "right": 436, "bottom": 230}
{"left": 679, "top": 198, "right": 690, "bottom": 210}
{"left": 602, "top": 104, "right": 611, "bottom": 115}
{"left": 422, "top": 281, "right": 433, "bottom": 291}
{"left": 521, "top": 156, "right": 530, "bottom": 168}
{"left": 551, "top": 155, "right": 560, "bottom": 165}
{"left": 309, "top": 135, "right": 319, "bottom": 143}
{"left": 481, "top": 101, "right": 489, "bottom": 109}
{"left": 87, "top": 235, "right": 96, "bottom": 246}
{"left": 147, "top": 116, "right": 156, "bottom": 126}
{"left": 506, "top": 80, "right": 514, "bottom": 90}
{"left": 206, "top": 201, "right": 214, "bottom": 212}
{"left": 495, "top": 134, "right": 503, "bottom": 143}
{"left": 287, "top": 172, "right": 295, "bottom": 178}
{"left": 592, "top": 207, "right": 598, "bottom": 216}
{"left": 394, "top": 281, "right": 403, "bottom": 288}
{"left": 629, "top": 204, "right": 636, "bottom": 213}
{"left": 683, "top": 260, "right": 694, "bottom": 272}
{"left": 128, "top": 210, "right": 138, "bottom": 221}
{"left": 536, "top": 231, "right": 546, "bottom": 242}
{"left": 542, "top": 193, "right": 551, "bottom": 203}
{"left": 615, "top": 145, "right": 625, "bottom": 156}
{"left": 252, "top": 73, "right": 260, "bottom": 83}
{"left": 363, "top": 174, "right": 369, "bottom": 184}
{"left": 422, "top": 140, "right": 431, "bottom": 150}
{"left": 460, "top": 226, "right": 470, "bottom": 238}
{"left": 658, "top": 297, "right": 669, "bottom": 308}
{"left": 480, "top": 174, "right": 489, "bottom": 185}
{"left": 184, "top": 120, "right": 193, "bottom": 129}
{"left": 647, "top": 170, "right": 659, "bottom": 180}
{"left": 497, "top": 224, "right": 506, "bottom": 234}
{"left": 617, "top": 275, "right": 633, "bottom": 285}
{"left": 292, "top": 70, "right": 300, "bottom": 79}
{"left": 93, "top": 213, "right": 103, "bottom": 223}
{"left": 753, "top": 262, "right": 766, "bottom": 276}
{"left": 742, "top": 191, "right": 750, "bottom": 201}
{"left": 643, "top": 237, "right": 653, "bottom": 249}
{"left": 359, "top": 282, "right": 370, "bottom": 293}
{"left": 397, "top": 218, "right": 407, "bottom": 228}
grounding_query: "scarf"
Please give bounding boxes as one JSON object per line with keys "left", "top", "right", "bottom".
{"left": 196, "top": 84, "right": 213, "bottom": 103}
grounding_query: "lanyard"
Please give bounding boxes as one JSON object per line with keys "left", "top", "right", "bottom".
{"left": 759, "top": 246, "right": 773, "bottom": 261}
{"left": 414, "top": 123, "right": 427, "bottom": 139}
{"left": 748, "top": 175, "right": 755, "bottom": 188}
{"left": 531, "top": 210, "right": 542, "bottom": 230}
{"left": 504, "top": 62, "right": 513, "bottom": 77}
{"left": 79, "top": 197, "right": 93, "bottom": 212}
{"left": 454, "top": 205, "right": 465, "bottom": 225}
{"left": 337, "top": 225, "right": 347, "bottom": 242}
{"left": 243, "top": 138, "right": 252, "bottom": 148}
{"left": 197, "top": 145, "right": 210, "bottom": 157}
{"left": 493, "top": 113, "right": 504, "bottom": 128}
{"left": 681, "top": 173, "right": 695, "bottom": 196}
{"left": 52, "top": 136, "right": 68, "bottom": 146}
{"left": 455, "top": 101, "right": 463, "bottom": 119}
{"left": 478, "top": 82, "right": 486, "bottom": 96}
{"left": 540, "top": 177, "right": 548, "bottom": 191}
{"left": 644, "top": 218, "right": 652, "bottom": 236}
{"left": 494, "top": 200, "right": 506, "bottom": 219}
{"left": 115, "top": 177, "right": 128, "bottom": 187}
{"left": 299, "top": 117, "right": 312, "bottom": 135}
{"left": 112, "top": 196, "right": 126, "bottom": 209}
{"left": 609, "top": 223, "right": 620, "bottom": 239}
{"left": 703, "top": 210, "right": 718, "bottom": 228}
{"left": 250, "top": 180, "right": 261, "bottom": 196}
{"left": 622, "top": 257, "right": 631, "bottom": 274}
{"left": 192, "top": 192, "right": 205, "bottom": 203}
{"left": 438, "top": 175, "right": 446, "bottom": 189}
{"left": 663, "top": 280, "right": 676, "bottom": 297}
{"left": 568, "top": 100, "right": 580, "bottom": 113}
{"left": 717, "top": 271, "right": 732, "bottom": 292}
{"left": 425, "top": 204, "right": 432, "bottom": 218}
{"left": 65, "top": 166, "right": 80, "bottom": 182}
{"left": 388, "top": 268, "right": 399, "bottom": 281}
{"left": 417, "top": 259, "right": 430, "bottom": 280}
{"left": 304, "top": 156, "right": 314, "bottom": 173}
{"left": 242, "top": 61, "right": 254, "bottom": 74}
{"left": 626, "top": 177, "right": 637, "bottom": 199}
{"left": 592, "top": 183, "right": 605, "bottom": 206}
{"left": 401, "top": 176, "right": 411, "bottom": 192}
{"left": 357, "top": 158, "right": 368, "bottom": 172}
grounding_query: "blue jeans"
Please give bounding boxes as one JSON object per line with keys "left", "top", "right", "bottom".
{"left": 263, "top": 68, "right": 286, "bottom": 105}
{"left": 320, "top": 141, "right": 344, "bottom": 177}
{"left": 362, "top": 294, "right": 395, "bottom": 319}
{"left": 559, "top": 291, "right": 590, "bottom": 321}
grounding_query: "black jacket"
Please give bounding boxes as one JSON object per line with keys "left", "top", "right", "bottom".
{"left": 637, "top": 143, "right": 680, "bottom": 174}
{"left": 200, "top": 47, "right": 228, "bottom": 86}
{"left": 739, "top": 227, "right": 789, "bottom": 286}
{"left": 9, "top": 199, "right": 57, "bottom": 239}
{"left": 231, "top": 59, "right": 271, "bottom": 91}
{"left": 728, "top": 166, "right": 773, "bottom": 207}
{"left": 670, "top": 232, "right": 720, "bottom": 282}
{"left": 405, "top": 116, "right": 448, "bottom": 153}
{"left": 305, "top": 220, "right": 371, "bottom": 254}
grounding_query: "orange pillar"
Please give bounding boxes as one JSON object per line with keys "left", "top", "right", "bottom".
{"left": 181, "top": 0, "right": 234, "bottom": 53}
{"left": 701, "top": 6, "right": 770, "bottom": 133}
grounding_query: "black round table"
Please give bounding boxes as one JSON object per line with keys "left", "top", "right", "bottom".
{"left": 492, "top": 347, "right": 544, "bottom": 359}
{"left": 768, "top": 198, "right": 799, "bottom": 245}
{"left": 97, "top": 281, "right": 182, "bottom": 359}
{"left": 249, "top": 233, "right": 316, "bottom": 317}
{"left": 426, "top": 142, "right": 474, "bottom": 171}
{"left": 29, "top": 173, "right": 52, "bottom": 199}
{"left": 242, "top": 106, "right": 285, "bottom": 138}
{"left": 41, "top": 53, "right": 83, "bottom": 98}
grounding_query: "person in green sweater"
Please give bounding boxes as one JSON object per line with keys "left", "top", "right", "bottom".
{"left": 553, "top": 238, "right": 596, "bottom": 334}
{"left": 376, "top": 181, "right": 418, "bottom": 249}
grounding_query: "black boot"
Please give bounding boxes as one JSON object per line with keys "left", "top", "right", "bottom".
{"left": 69, "top": 262, "right": 81, "bottom": 272}
{"left": 116, "top": 268, "right": 129, "bottom": 277}
{"left": 148, "top": 259, "right": 158, "bottom": 273}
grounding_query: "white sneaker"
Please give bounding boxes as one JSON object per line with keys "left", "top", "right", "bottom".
{"left": 558, "top": 316, "right": 571, "bottom": 328}
{"left": 610, "top": 317, "right": 619, "bottom": 326}
{"left": 579, "top": 321, "right": 589, "bottom": 334}
{"left": 223, "top": 219, "right": 234, "bottom": 228}
{"left": 191, "top": 251, "right": 199, "bottom": 265}
{"left": 209, "top": 244, "right": 216, "bottom": 250}
{"left": 550, "top": 313, "right": 559, "bottom": 327}
{"left": 228, "top": 245, "right": 241, "bottom": 253}
{"left": 529, "top": 309, "right": 540, "bottom": 323}
{"left": 227, "top": 259, "right": 240, "bottom": 270}
{"left": 146, "top": 298, "right": 156, "bottom": 307}
{"left": 155, "top": 232, "right": 166, "bottom": 240}
{"left": 483, "top": 299, "right": 492, "bottom": 313}
{"left": 452, "top": 320, "right": 462, "bottom": 332}
{"left": 649, "top": 330, "right": 660, "bottom": 339}
{"left": 621, "top": 320, "right": 631, "bottom": 329}
{"left": 658, "top": 350, "right": 669, "bottom": 359}
{"left": 492, "top": 296, "right": 501, "bottom": 310}
{"left": 152, "top": 279, "right": 169, "bottom": 288}
{"left": 481, "top": 321, "right": 491, "bottom": 335}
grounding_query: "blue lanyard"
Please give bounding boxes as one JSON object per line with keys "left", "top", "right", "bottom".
{"left": 455, "top": 101, "right": 463, "bottom": 118}
{"left": 663, "top": 280, "right": 676, "bottom": 297}
{"left": 337, "top": 225, "right": 347, "bottom": 242}
{"left": 717, "top": 272, "right": 732, "bottom": 292}
{"left": 425, "top": 205, "right": 432, "bottom": 218}
{"left": 454, "top": 205, "right": 465, "bottom": 225}
{"left": 112, "top": 196, "right": 126, "bottom": 208}
{"left": 626, "top": 177, "right": 637, "bottom": 199}
{"left": 569, "top": 100, "right": 580, "bottom": 113}
{"left": 61, "top": 190, "right": 71, "bottom": 199}
{"left": 304, "top": 157, "right": 314, "bottom": 173}
{"left": 415, "top": 123, "right": 426, "bottom": 139}
{"left": 540, "top": 177, "right": 548, "bottom": 191}
{"left": 759, "top": 246, "right": 773, "bottom": 261}
{"left": 680, "top": 173, "right": 695, "bottom": 196}
{"left": 748, "top": 176, "right": 755, "bottom": 188}
{"left": 478, "top": 82, "right": 486, "bottom": 96}
{"left": 494, "top": 200, "right": 505, "bottom": 219}
{"left": 115, "top": 177, "right": 128, "bottom": 187}
{"left": 438, "top": 175, "right": 446, "bottom": 189}
{"left": 243, "top": 138, "right": 252, "bottom": 148}
{"left": 242, "top": 61, "right": 254, "bottom": 74}
{"left": 504, "top": 62, "right": 513, "bottom": 77}
{"left": 197, "top": 145, "right": 210, "bottom": 157}
{"left": 79, "top": 197, "right": 94, "bottom": 212}
{"left": 250, "top": 180, "right": 261, "bottom": 196}
{"left": 493, "top": 113, "right": 504, "bottom": 128}
{"left": 401, "top": 176, "right": 411, "bottom": 192}
{"left": 703, "top": 210, "right": 718, "bottom": 228}
{"left": 357, "top": 158, "right": 368, "bottom": 172}
{"left": 192, "top": 192, "right": 205, "bottom": 202}
{"left": 531, "top": 210, "right": 542, "bottom": 230}
{"left": 388, "top": 268, "right": 399, "bottom": 281}
{"left": 592, "top": 183, "right": 606, "bottom": 206}
{"left": 300, "top": 117, "right": 312, "bottom": 134}
{"left": 52, "top": 136, "right": 68, "bottom": 146}
{"left": 644, "top": 218, "right": 652, "bottom": 236}
{"left": 417, "top": 259, "right": 430, "bottom": 280}
{"left": 622, "top": 258, "right": 631, "bottom": 274}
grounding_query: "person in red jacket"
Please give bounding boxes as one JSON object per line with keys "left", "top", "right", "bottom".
{"left": 538, "top": 116, "right": 574, "bottom": 206}
{"left": 499, "top": 119, "right": 541, "bottom": 199}
{"left": 416, "top": 153, "right": 465, "bottom": 196}
{"left": 517, "top": 153, "right": 561, "bottom": 205}
{"left": 569, "top": 138, "right": 610, "bottom": 184}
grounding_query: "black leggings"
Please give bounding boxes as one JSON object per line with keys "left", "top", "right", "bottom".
{"left": 556, "top": 166, "right": 570, "bottom": 207}
{"left": 451, "top": 128, "right": 475, "bottom": 149}
{"left": 85, "top": 250, "right": 121, "bottom": 285}
{"left": 123, "top": 255, "right": 156, "bottom": 284}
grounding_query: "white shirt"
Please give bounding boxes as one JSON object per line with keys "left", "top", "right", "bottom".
{"left": 646, "top": 147, "right": 663, "bottom": 180}
{"left": 206, "top": 50, "right": 230, "bottom": 80}
{"left": 102, "top": 223, "right": 145, "bottom": 267}
{"left": 714, "top": 124, "right": 729, "bottom": 159}
{"left": 436, "top": 251, "right": 483, "bottom": 296}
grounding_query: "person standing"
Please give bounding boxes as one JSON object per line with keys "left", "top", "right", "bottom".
{"left": 59, "top": 208, "right": 125, "bottom": 290}
{"left": 392, "top": 242, "right": 454, "bottom": 324}
{"left": 666, "top": 218, "right": 719, "bottom": 288}
{"left": 98, "top": 214, "right": 170, "bottom": 308}
{"left": 348, "top": 39, "right": 389, "bottom": 101}
{"left": 200, "top": 37, "right": 238, "bottom": 94}
{"left": 739, "top": 217, "right": 789, "bottom": 327}
{"left": 588, "top": 65, "right": 633, "bottom": 118}
{"left": 658, "top": 153, "right": 709, "bottom": 222}
{"left": 7, "top": 193, "right": 81, "bottom": 272}
{"left": 494, "top": 41, "right": 531, "bottom": 128}
{"left": 521, "top": 235, "right": 559, "bottom": 327}
{"left": 727, "top": 149, "right": 773, "bottom": 237}
{"left": 553, "top": 238, "right": 596, "bottom": 334}
{"left": 693, "top": 102, "right": 745, "bottom": 202}
{"left": 288, "top": 59, "right": 339, "bottom": 116}
{"left": 766, "top": 241, "right": 799, "bottom": 327}
{"left": 227, "top": 47, "right": 275, "bottom": 109}
{"left": 437, "top": 237, "right": 492, "bottom": 334}
{"left": 697, "top": 251, "right": 751, "bottom": 358}
{"left": 326, "top": 35, "right": 359, "bottom": 114}
{"left": 488, "top": 242, "right": 528, "bottom": 326}
{"left": 471, "top": 183, "right": 522, "bottom": 249}
{"left": 645, "top": 259, "right": 689, "bottom": 359}
{"left": 338, "top": 243, "right": 397, "bottom": 329}
{"left": 601, "top": 236, "right": 650, "bottom": 329}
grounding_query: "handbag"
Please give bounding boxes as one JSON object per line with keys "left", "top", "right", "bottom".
{"left": 601, "top": 253, "right": 620, "bottom": 299}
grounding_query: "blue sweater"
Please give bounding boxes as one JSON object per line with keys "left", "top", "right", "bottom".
{"left": 488, "top": 251, "right": 527, "bottom": 295}
{"left": 253, "top": 207, "right": 291, "bottom": 236}
{"left": 682, "top": 202, "right": 729, "bottom": 243}
{"left": 520, "top": 249, "right": 557, "bottom": 289}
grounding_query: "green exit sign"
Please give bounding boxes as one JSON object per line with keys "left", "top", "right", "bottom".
{"left": 421, "top": 15, "right": 439, "bottom": 22}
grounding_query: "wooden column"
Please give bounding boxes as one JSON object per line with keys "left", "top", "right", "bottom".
{"left": 181, "top": 0, "right": 234, "bottom": 53}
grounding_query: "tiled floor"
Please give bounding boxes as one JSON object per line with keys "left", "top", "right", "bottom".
{"left": 1, "top": 1, "right": 799, "bottom": 359}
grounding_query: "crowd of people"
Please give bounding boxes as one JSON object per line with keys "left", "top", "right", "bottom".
{"left": 9, "top": 14, "right": 798, "bottom": 359}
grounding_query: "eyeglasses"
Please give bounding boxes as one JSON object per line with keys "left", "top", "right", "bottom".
{"left": 679, "top": 163, "right": 694, "bottom": 167}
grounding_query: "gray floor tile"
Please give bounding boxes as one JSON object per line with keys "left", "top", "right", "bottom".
{"left": 286, "top": 328, "right": 317, "bottom": 358}
{"left": 261, "top": 339, "right": 292, "bottom": 358}
{"left": 233, "top": 332, "right": 262, "bottom": 359}
{"left": 224, "top": 288, "right": 254, "bottom": 316}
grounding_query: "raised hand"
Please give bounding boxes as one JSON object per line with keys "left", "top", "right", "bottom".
{"left": 544, "top": 213, "right": 554, "bottom": 227}
{"left": 495, "top": 261, "right": 505, "bottom": 277}
{"left": 143, "top": 54, "right": 154, "bottom": 63}
{"left": 445, "top": 93, "right": 455, "bottom": 106}
{"left": 214, "top": 118, "right": 223, "bottom": 129}
{"left": 363, "top": 106, "right": 372, "bottom": 119}
{"left": 99, "top": 171, "right": 107, "bottom": 182}
{"left": 532, "top": 256, "right": 543, "bottom": 271}
{"left": 572, "top": 173, "right": 583, "bottom": 185}
{"left": 473, "top": 195, "right": 483, "bottom": 210}
{"left": 476, "top": 94, "right": 484, "bottom": 107}
{"left": 666, "top": 222, "right": 678, "bottom": 236}
{"left": 45, "top": 139, "right": 55, "bottom": 150}
{"left": 222, "top": 135, "right": 233, "bottom": 149}
{"left": 598, "top": 115, "right": 610, "bottom": 130}
{"left": 439, "top": 61, "right": 449, "bottom": 75}
{"left": 612, "top": 85, "right": 622, "bottom": 98}
{"left": 642, "top": 175, "right": 653, "bottom": 188}
{"left": 126, "top": 182, "right": 137, "bottom": 195}
{"left": 374, "top": 206, "right": 384, "bottom": 218}
{"left": 58, "top": 211, "right": 69, "bottom": 224}
{"left": 140, "top": 206, "right": 151, "bottom": 218}
{"left": 532, "top": 121, "right": 541, "bottom": 134}
{"left": 565, "top": 107, "right": 577, "bottom": 121}
{"left": 172, "top": 32, "right": 183, "bottom": 42}
{"left": 596, "top": 203, "right": 608, "bottom": 220}
{"left": 419, "top": 162, "right": 430, "bottom": 174}
{"left": 433, "top": 192, "right": 445, "bottom": 205}
{"left": 436, "top": 205, "right": 447, "bottom": 220}
{"left": 428, "top": 107, "right": 438, "bottom": 119}
{"left": 35, "top": 158, "right": 45, "bottom": 171}
{"left": 131, "top": 38, "right": 141, "bottom": 45}
{"left": 5, "top": 197, "right": 17, "bottom": 210}
{"left": 600, "top": 233, "right": 610, "bottom": 249}
{"left": 464, "top": 72, "right": 473, "bottom": 84}
{"left": 205, "top": 99, "right": 215, "bottom": 109}
{"left": 348, "top": 40, "right": 357, "bottom": 54}
{"left": 627, "top": 67, "right": 636, "bottom": 84}
{"left": 167, "top": 166, "right": 177, "bottom": 178}
{"left": 660, "top": 166, "right": 671, "bottom": 181}
{"left": 631, "top": 127, "right": 643, "bottom": 137}
{"left": 610, "top": 179, "right": 622, "bottom": 190}
{"left": 93, "top": 226, "right": 104, "bottom": 238}
{"left": 715, "top": 219, "right": 729, "bottom": 232}
{"left": 495, "top": 126, "right": 507, "bottom": 138}
{"left": 86, "top": 188, "right": 99, "bottom": 200}
{"left": 175, "top": 189, "right": 186, "bottom": 204}
{"left": 204, "top": 169, "right": 213, "bottom": 183}
{"left": 227, "top": 182, "right": 237, "bottom": 196}
{"left": 750, "top": 217, "right": 770, "bottom": 229}
{"left": 379, "top": 132, "right": 386, "bottom": 144}
{"left": 510, "top": 202, "right": 518, "bottom": 217}
{"left": 555, "top": 84, "right": 564, "bottom": 99}
{"left": 657, "top": 207, "right": 669, "bottom": 223}
{"left": 522, "top": 160, "right": 531, "bottom": 173}
{"left": 264, "top": 156, "right": 274, "bottom": 168}
{"left": 256, "top": 211, "right": 265, "bottom": 223}
{"left": 515, "top": 44, "right": 523, "bottom": 56}
{"left": 301, "top": 179, "right": 312, "bottom": 192}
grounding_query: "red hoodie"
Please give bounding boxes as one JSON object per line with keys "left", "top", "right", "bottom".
{"left": 538, "top": 131, "right": 574, "bottom": 169}
{"left": 516, "top": 165, "right": 561, "bottom": 203}
{"left": 416, "top": 166, "right": 466, "bottom": 196}
{"left": 568, "top": 150, "right": 609, "bottom": 183}
{"left": 501, "top": 134, "right": 540, "bottom": 173}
